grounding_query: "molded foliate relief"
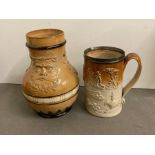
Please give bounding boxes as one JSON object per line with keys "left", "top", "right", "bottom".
{"left": 85, "top": 67, "right": 123, "bottom": 115}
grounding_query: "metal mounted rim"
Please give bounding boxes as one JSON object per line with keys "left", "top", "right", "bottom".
{"left": 26, "top": 40, "right": 66, "bottom": 50}
{"left": 84, "top": 46, "right": 126, "bottom": 64}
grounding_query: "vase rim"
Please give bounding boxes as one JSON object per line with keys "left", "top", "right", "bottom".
{"left": 26, "top": 29, "right": 64, "bottom": 39}
{"left": 26, "top": 29, "right": 65, "bottom": 48}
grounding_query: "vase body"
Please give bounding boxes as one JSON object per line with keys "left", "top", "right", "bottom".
{"left": 22, "top": 29, "right": 79, "bottom": 118}
{"left": 83, "top": 46, "right": 142, "bottom": 117}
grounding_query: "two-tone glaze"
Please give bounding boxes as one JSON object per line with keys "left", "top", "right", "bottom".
{"left": 83, "top": 46, "right": 142, "bottom": 117}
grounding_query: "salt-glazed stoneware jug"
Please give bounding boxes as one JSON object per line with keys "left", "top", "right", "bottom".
{"left": 22, "top": 29, "right": 79, "bottom": 118}
{"left": 83, "top": 46, "right": 142, "bottom": 117}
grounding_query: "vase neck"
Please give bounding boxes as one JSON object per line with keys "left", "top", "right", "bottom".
{"left": 29, "top": 46, "right": 68, "bottom": 69}
{"left": 29, "top": 46, "right": 66, "bottom": 61}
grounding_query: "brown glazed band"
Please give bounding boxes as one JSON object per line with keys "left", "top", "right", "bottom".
{"left": 26, "top": 40, "right": 66, "bottom": 50}
{"left": 84, "top": 46, "right": 126, "bottom": 64}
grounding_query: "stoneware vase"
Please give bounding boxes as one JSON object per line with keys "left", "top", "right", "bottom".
{"left": 83, "top": 46, "right": 142, "bottom": 117}
{"left": 22, "top": 29, "right": 79, "bottom": 118}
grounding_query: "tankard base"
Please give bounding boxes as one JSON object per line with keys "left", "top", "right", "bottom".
{"left": 86, "top": 104, "right": 122, "bottom": 118}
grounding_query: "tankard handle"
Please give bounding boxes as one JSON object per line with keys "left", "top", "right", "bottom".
{"left": 122, "top": 53, "right": 142, "bottom": 97}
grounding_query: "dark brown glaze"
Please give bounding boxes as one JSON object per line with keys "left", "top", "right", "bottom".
{"left": 84, "top": 60, "right": 124, "bottom": 87}
{"left": 83, "top": 46, "right": 126, "bottom": 88}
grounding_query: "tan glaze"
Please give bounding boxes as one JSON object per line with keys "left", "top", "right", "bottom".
{"left": 28, "top": 94, "right": 78, "bottom": 118}
{"left": 123, "top": 53, "right": 142, "bottom": 97}
{"left": 22, "top": 29, "right": 79, "bottom": 118}
{"left": 83, "top": 46, "right": 142, "bottom": 117}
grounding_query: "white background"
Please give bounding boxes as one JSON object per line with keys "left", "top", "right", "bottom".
{"left": 0, "top": 19, "right": 155, "bottom": 88}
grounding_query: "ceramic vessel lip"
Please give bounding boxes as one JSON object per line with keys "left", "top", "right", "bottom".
{"left": 26, "top": 29, "right": 65, "bottom": 49}
{"left": 84, "top": 46, "right": 125, "bottom": 64}
{"left": 26, "top": 29, "right": 64, "bottom": 39}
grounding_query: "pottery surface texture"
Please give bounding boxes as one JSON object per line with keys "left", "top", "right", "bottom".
{"left": 83, "top": 46, "right": 142, "bottom": 117}
{"left": 22, "top": 29, "right": 79, "bottom": 118}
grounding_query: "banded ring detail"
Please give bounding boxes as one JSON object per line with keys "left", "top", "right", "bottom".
{"left": 23, "top": 85, "right": 79, "bottom": 105}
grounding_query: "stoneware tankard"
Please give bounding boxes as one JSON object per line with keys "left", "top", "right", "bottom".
{"left": 83, "top": 46, "right": 142, "bottom": 117}
{"left": 22, "top": 29, "right": 79, "bottom": 118}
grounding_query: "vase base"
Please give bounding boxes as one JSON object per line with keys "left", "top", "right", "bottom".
{"left": 36, "top": 106, "right": 72, "bottom": 118}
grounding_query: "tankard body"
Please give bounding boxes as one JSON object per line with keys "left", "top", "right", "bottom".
{"left": 83, "top": 46, "right": 142, "bottom": 117}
